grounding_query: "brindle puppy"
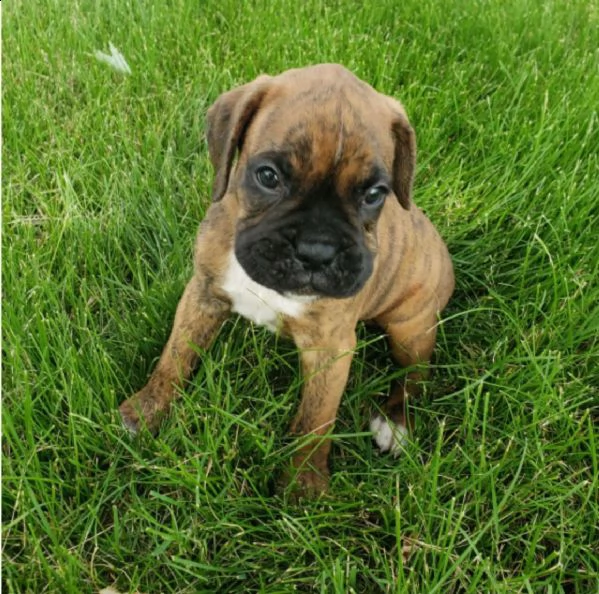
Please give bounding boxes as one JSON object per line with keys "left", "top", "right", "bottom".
{"left": 119, "top": 64, "right": 454, "bottom": 497}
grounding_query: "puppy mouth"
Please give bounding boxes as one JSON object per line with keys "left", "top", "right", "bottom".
{"left": 234, "top": 232, "right": 373, "bottom": 299}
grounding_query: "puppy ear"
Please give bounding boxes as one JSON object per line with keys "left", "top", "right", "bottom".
{"left": 388, "top": 99, "right": 416, "bottom": 210}
{"left": 206, "top": 75, "right": 272, "bottom": 201}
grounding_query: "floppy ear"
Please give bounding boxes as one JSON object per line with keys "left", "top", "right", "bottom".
{"left": 388, "top": 99, "right": 416, "bottom": 210}
{"left": 206, "top": 75, "right": 272, "bottom": 201}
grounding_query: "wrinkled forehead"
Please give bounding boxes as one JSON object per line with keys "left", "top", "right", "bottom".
{"left": 244, "top": 82, "right": 394, "bottom": 192}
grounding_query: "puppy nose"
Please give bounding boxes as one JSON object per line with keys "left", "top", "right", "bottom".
{"left": 296, "top": 240, "right": 337, "bottom": 267}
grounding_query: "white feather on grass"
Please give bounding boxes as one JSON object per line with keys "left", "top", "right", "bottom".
{"left": 93, "top": 42, "right": 131, "bottom": 75}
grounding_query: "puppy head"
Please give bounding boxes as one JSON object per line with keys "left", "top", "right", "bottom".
{"left": 206, "top": 64, "right": 416, "bottom": 298}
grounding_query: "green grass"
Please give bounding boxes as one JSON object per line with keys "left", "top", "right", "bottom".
{"left": 3, "top": 0, "right": 598, "bottom": 592}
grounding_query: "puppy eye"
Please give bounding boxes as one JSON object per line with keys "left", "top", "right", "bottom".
{"left": 363, "top": 185, "right": 389, "bottom": 209}
{"left": 256, "top": 166, "right": 280, "bottom": 190}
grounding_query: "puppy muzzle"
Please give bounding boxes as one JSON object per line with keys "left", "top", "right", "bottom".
{"left": 235, "top": 224, "right": 373, "bottom": 299}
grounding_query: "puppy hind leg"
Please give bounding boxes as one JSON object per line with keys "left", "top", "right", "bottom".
{"left": 370, "top": 311, "right": 438, "bottom": 456}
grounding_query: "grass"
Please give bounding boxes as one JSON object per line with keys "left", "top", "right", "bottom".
{"left": 2, "top": 0, "right": 598, "bottom": 592}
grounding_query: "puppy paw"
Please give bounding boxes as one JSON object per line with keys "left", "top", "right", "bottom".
{"left": 118, "top": 389, "right": 164, "bottom": 436}
{"left": 278, "top": 466, "right": 330, "bottom": 501}
{"left": 370, "top": 413, "right": 408, "bottom": 457}
{"left": 118, "top": 399, "right": 142, "bottom": 435}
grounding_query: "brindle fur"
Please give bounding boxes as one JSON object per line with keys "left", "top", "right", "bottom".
{"left": 119, "top": 64, "right": 454, "bottom": 498}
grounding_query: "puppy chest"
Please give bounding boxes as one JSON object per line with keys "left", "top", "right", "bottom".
{"left": 221, "top": 254, "right": 308, "bottom": 332}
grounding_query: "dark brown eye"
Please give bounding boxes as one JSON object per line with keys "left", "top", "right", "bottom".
{"left": 363, "top": 185, "right": 388, "bottom": 208}
{"left": 256, "top": 166, "right": 280, "bottom": 189}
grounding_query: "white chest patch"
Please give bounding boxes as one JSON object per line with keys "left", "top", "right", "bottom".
{"left": 221, "top": 254, "right": 313, "bottom": 332}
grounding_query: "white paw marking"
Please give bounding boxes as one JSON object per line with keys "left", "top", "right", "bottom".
{"left": 222, "top": 253, "right": 315, "bottom": 332}
{"left": 370, "top": 414, "right": 408, "bottom": 457}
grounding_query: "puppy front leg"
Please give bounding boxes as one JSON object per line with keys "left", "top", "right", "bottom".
{"left": 120, "top": 275, "right": 230, "bottom": 434}
{"left": 282, "top": 329, "right": 356, "bottom": 498}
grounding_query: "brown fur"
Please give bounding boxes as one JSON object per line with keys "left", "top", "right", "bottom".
{"left": 119, "top": 64, "right": 454, "bottom": 498}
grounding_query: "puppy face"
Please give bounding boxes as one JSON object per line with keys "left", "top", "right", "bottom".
{"left": 233, "top": 125, "right": 391, "bottom": 298}
{"left": 206, "top": 65, "right": 416, "bottom": 298}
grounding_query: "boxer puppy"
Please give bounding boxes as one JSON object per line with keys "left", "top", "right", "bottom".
{"left": 119, "top": 64, "right": 454, "bottom": 497}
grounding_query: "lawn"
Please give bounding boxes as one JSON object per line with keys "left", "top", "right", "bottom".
{"left": 2, "top": 0, "right": 598, "bottom": 592}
